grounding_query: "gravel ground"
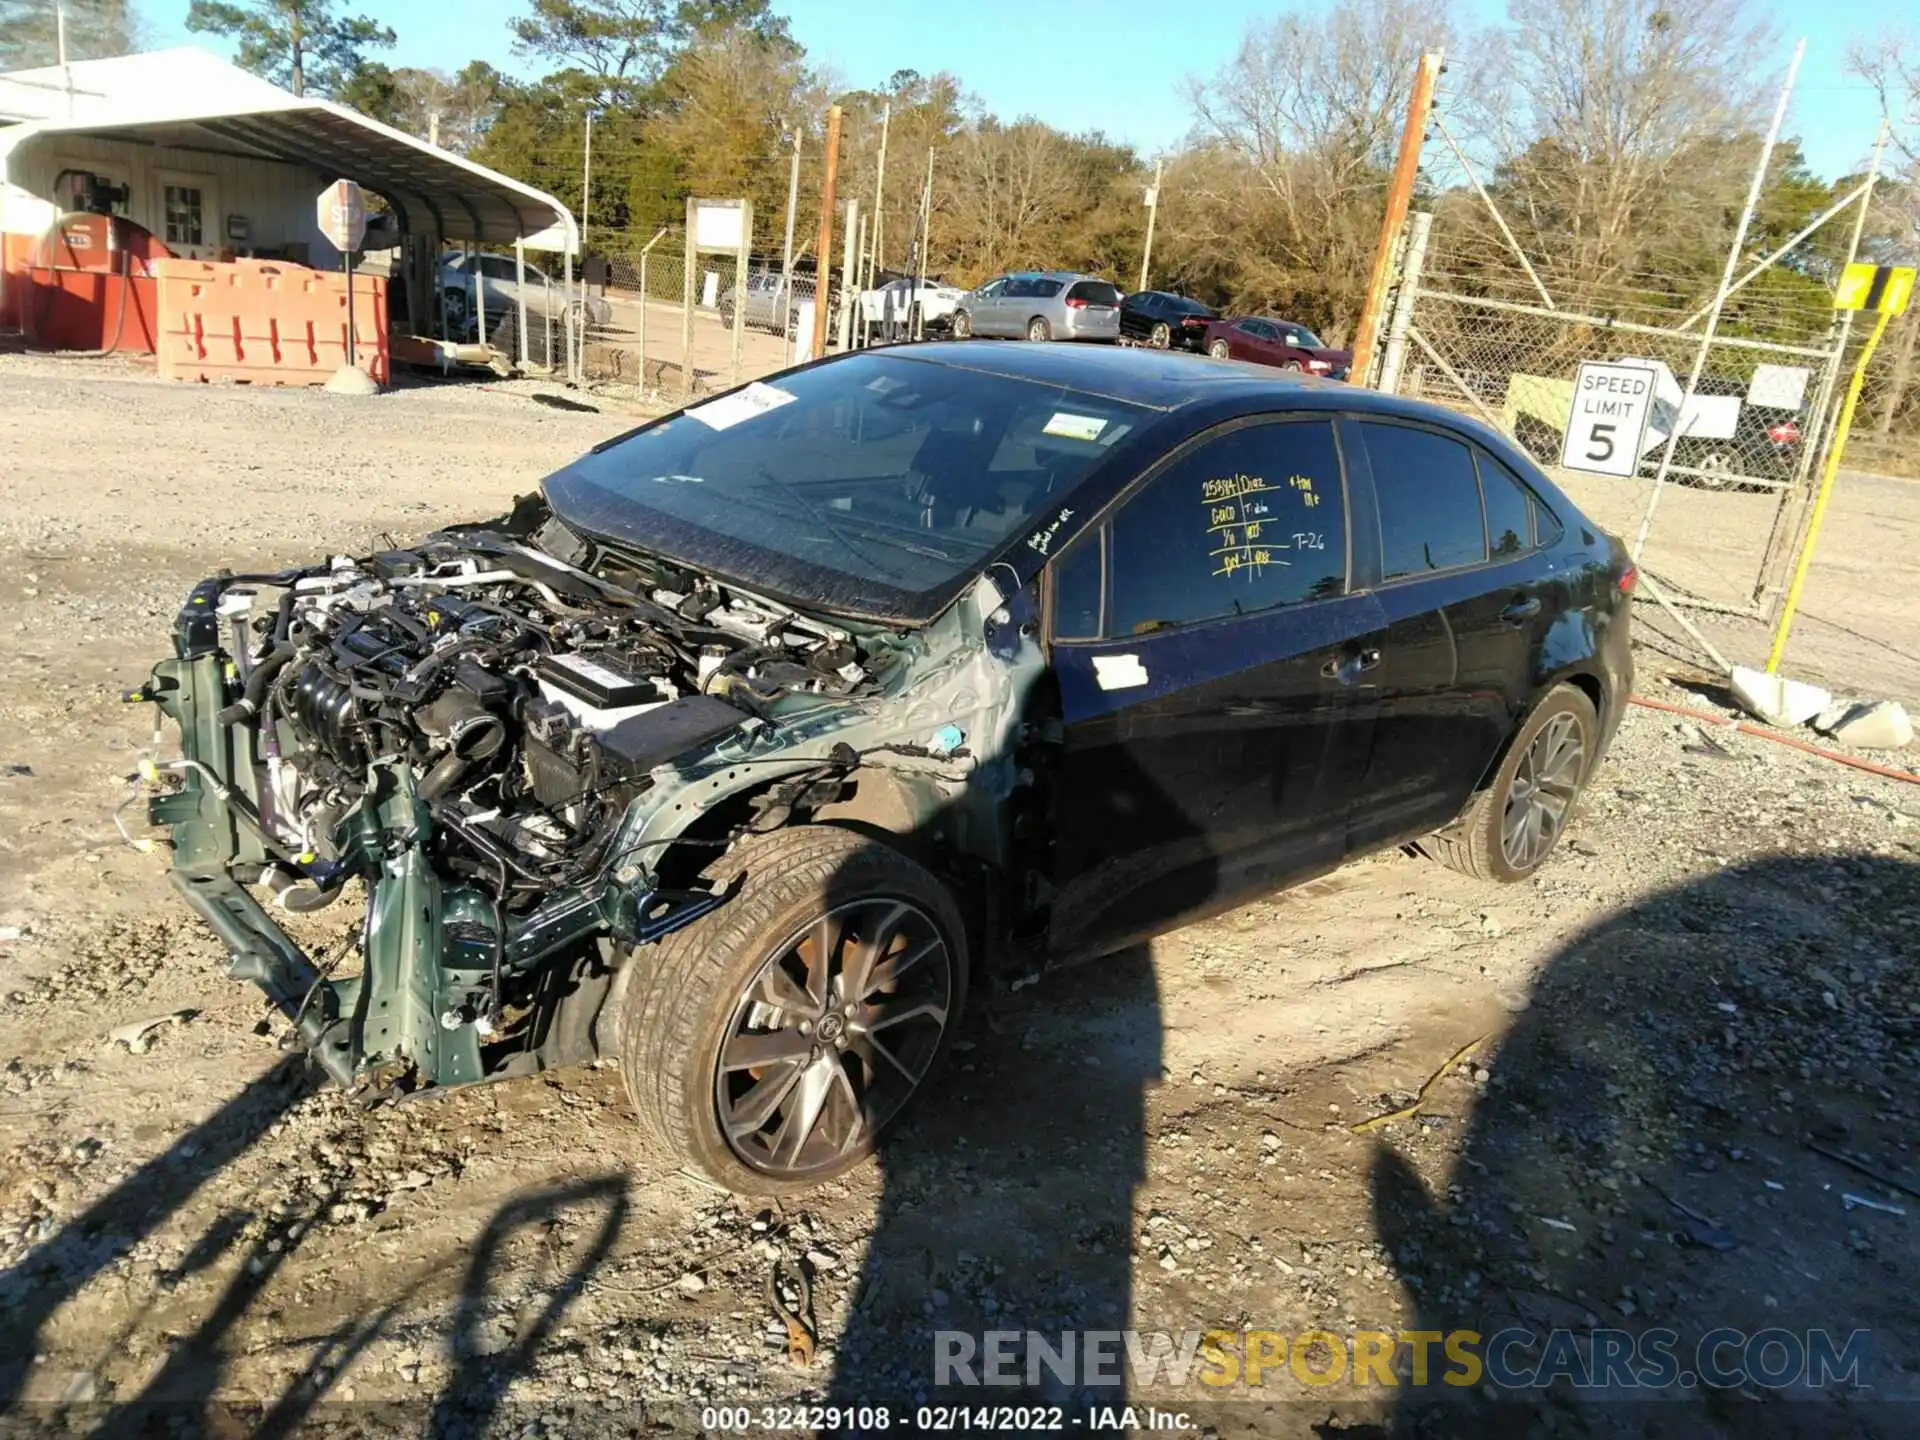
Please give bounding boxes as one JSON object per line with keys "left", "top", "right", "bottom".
{"left": 0, "top": 357, "right": 1915, "bottom": 1438}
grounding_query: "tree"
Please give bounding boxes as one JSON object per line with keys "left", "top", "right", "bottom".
{"left": 644, "top": 21, "right": 812, "bottom": 236}
{"left": 185, "top": 0, "right": 395, "bottom": 100}
{"left": 507, "top": 0, "right": 786, "bottom": 105}
{"left": 1175, "top": 0, "right": 1453, "bottom": 339}
{"left": 0, "top": 0, "right": 139, "bottom": 70}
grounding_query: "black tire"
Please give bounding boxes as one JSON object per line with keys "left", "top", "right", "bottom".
{"left": 1149, "top": 321, "right": 1171, "bottom": 349}
{"left": 616, "top": 826, "right": 968, "bottom": 1195}
{"left": 953, "top": 310, "right": 972, "bottom": 339}
{"left": 1027, "top": 316, "right": 1051, "bottom": 342}
{"left": 1418, "top": 684, "right": 1597, "bottom": 883}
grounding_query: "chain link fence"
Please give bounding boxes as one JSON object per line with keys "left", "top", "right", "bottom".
{"left": 580, "top": 229, "right": 839, "bottom": 401}
{"left": 1374, "top": 120, "right": 1881, "bottom": 624}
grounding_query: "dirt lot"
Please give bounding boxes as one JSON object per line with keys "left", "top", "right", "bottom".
{"left": 0, "top": 356, "right": 1916, "bottom": 1438}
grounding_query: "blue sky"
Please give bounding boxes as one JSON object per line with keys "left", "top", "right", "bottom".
{"left": 146, "top": 0, "right": 1906, "bottom": 181}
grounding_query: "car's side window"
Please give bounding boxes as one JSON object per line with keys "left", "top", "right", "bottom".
{"left": 978, "top": 279, "right": 1006, "bottom": 298}
{"left": 1004, "top": 278, "right": 1033, "bottom": 298}
{"left": 1103, "top": 419, "right": 1348, "bottom": 637}
{"left": 1477, "top": 450, "right": 1533, "bottom": 557}
{"left": 1050, "top": 528, "right": 1104, "bottom": 640}
{"left": 1359, "top": 421, "right": 1488, "bottom": 581}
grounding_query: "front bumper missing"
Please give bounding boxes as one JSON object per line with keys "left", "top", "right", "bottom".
{"left": 139, "top": 645, "right": 724, "bottom": 1093}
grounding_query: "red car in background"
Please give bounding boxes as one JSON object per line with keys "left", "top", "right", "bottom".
{"left": 1204, "top": 316, "right": 1352, "bottom": 379}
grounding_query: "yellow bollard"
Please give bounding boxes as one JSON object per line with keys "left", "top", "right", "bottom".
{"left": 1765, "top": 307, "right": 1891, "bottom": 675}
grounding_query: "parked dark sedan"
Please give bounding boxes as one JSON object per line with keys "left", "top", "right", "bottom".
{"left": 1119, "top": 289, "right": 1217, "bottom": 350}
{"left": 1206, "top": 315, "right": 1353, "bottom": 378}
{"left": 135, "top": 343, "right": 1631, "bottom": 1194}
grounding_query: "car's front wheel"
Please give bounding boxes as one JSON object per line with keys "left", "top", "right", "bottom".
{"left": 1419, "top": 684, "right": 1597, "bottom": 883}
{"left": 616, "top": 826, "right": 967, "bottom": 1194}
{"left": 953, "top": 310, "right": 972, "bottom": 339}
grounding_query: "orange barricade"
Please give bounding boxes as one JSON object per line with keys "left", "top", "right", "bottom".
{"left": 154, "top": 258, "right": 388, "bottom": 386}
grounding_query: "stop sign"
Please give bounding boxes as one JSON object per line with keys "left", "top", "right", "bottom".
{"left": 317, "top": 178, "right": 367, "bottom": 253}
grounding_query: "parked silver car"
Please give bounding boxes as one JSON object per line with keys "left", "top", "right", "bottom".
{"left": 952, "top": 271, "right": 1122, "bottom": 343}
{"left": 718, "top": 271, "right": 827, "bottom": 332}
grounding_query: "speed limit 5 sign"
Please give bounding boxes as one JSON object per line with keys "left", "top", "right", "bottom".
{"left": 1560, "top": 361, "right": 1655, "bottom": 477}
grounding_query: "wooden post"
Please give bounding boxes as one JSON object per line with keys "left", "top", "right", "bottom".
{"left": 1138, "top": 157, "right": 1163, "bottom": 293}
{"left": 812, "top": 104, "right": 843, "bottom": 360}
{"left": 1350, "top": 51, "right": 1442, "bottom": 387}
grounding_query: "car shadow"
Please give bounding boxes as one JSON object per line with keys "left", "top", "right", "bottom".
{"left": 1364, "top": 851, "right": 1920, "bottom": 1437}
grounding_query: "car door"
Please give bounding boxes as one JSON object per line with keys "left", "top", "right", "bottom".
{"left": 971, "top": 277, "right": 1010, "bottom": 335}
{"left": 1341, "top": 417, "right": 1557, "bottom": 851}
{"left": 1043, "top": 414, "right": 1385, "bottom": 960}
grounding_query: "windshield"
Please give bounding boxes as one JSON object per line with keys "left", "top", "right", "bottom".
{"left": 542, "top": 353, "right": 1154, "bottom": 622}
{"left": 1290, "top": 325, "right": 1327, "bottom": 348}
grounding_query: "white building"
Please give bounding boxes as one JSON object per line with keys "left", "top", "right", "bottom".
{"left": 0, "top": 46, "right": 576, "bottom": 355}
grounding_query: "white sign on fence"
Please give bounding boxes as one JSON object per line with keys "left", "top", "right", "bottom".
{"left": 692, "top": 199, "right": 745, "bottom": 253}
{"left": 1747, "top": 362, "right": 1811, "bottom": 410}
{"left": 1560, "top": 361, "right": 1657, "bottom": 477}
{"left": 316, "top": 178, "right": 366, "bottom": 254}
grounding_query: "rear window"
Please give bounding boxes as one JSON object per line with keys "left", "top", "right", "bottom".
{"left": 1478, "top": 452, "right": 1533, "bottom": 557}
{"left": 1358, "top": 421, "right": 1488, "bottom": 580}
{"left": 1068, "top": 280, "right": 1121, "bottom": 305}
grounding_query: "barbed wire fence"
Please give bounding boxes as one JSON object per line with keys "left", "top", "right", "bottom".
{"left": 1374, "top": 86, "right": 1892, "bottom": 636}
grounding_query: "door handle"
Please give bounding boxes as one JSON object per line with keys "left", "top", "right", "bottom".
{"left": 1499, "top": 597, "right": 1542, "bottom": 626}
{"left": 1321, "top": 647, "right": 1382, "bottom": 681}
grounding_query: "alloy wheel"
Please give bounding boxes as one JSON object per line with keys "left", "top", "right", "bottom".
{"left": 1209, "top": 340, "right": 1230, "bottom": 359}
{"left": 1028, "top": 318, "right": 1049, "bottom": 342}
{"left": 715, "top": 898, "right": 954, "bottom": 1180}
{"left": 1502, "top": 712, "right": 1586, "bottom": 870}
{"left": 1150, "top": 322, "right": 1171, "bottom": 349}
{"left": 954, "top": 311, "right": 971, "bottom": 339}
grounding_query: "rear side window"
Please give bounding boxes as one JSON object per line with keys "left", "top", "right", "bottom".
{"left": 1359, "top": 421, "right": 1488, "bottom": 579}
{"left": 1068, "top": 280, "right": 1121, "bottom": 305}
{"left": 1003, "top": 278, "right": 1033, "bottom": 297}
{"left": 1104, "top": 420, "right": 1347, "bottom": 636}
{"left": 1478, "top": 452, "right": 1533, "bottom": 557}
{"left": 1033, "top": 279, "right": 1064, "bottom": 298}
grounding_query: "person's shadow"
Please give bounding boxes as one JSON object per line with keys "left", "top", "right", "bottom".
{"left": 1368, "top": 851, "right": 1920, "bottom": 1438}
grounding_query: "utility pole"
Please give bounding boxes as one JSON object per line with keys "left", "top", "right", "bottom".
{"left": 812, "top": 104, "right": 843, "bottom": 360}
{"left": 870, "top": 102, "right": 891, "bottom": 290}
{"left": 780, "top": 129, "right": 802, "bottom": 297}
{"left": 1349, "top": 51, "right": 1442, "bottom": 387}
{"left": 913, "top": 147, "right": 934, "bottom": 340}
{"left": 1138, "top": 157, "right": 1164, "bottom": 293}
{"left": 581, "top": 109, "right": 594, "bottom": 252}
{"left": 428, "top": 111, "right": 441, "bottom": 148}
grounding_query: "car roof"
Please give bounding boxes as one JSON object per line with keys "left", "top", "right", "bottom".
{"left": 876, "top": 341, "right": 1407, "bottom": 412}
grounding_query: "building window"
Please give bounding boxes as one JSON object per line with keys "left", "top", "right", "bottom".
{"left": 164, "top": 185, "right": 204, "bottom": 247}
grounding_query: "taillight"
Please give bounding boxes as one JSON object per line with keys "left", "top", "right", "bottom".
{"left": 1065, "top": 297, "right": 1086, "bottom": 309}
{"left": 1768, "top": 420, "right": 1800, "bottom": 444}
{"left": 1618, "top": 563, "right": 1638, "bottom": 595}
{"left": 1182, "top": 316, "right": 1205, "bottom": 326}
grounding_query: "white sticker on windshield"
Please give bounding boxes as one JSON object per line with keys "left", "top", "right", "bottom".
{"left": 686, "top": 381, "right": 799, "bottom": 431}
{"left": 1043, "top": 412, "right": 1108, "bottom": 442}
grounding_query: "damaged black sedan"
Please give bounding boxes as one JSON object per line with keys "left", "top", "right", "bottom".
{"left": 132, "top": 344, "right": 1632, "bottom": 1193}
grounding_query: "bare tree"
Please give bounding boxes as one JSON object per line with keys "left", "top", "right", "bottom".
{"left": 1460, "top": 0, "right": 1779, "bottom": 288}
{"left": 1175, "top": 0, "right": 1451, "bottom": 339}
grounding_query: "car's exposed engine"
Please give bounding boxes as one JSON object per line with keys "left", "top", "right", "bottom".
{"left": 200, "top": 512, "right": 884, "bottom": 911}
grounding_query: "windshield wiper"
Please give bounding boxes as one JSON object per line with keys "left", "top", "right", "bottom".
{"left": 741, "top": 466, "right": 923, "bottom": 584}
